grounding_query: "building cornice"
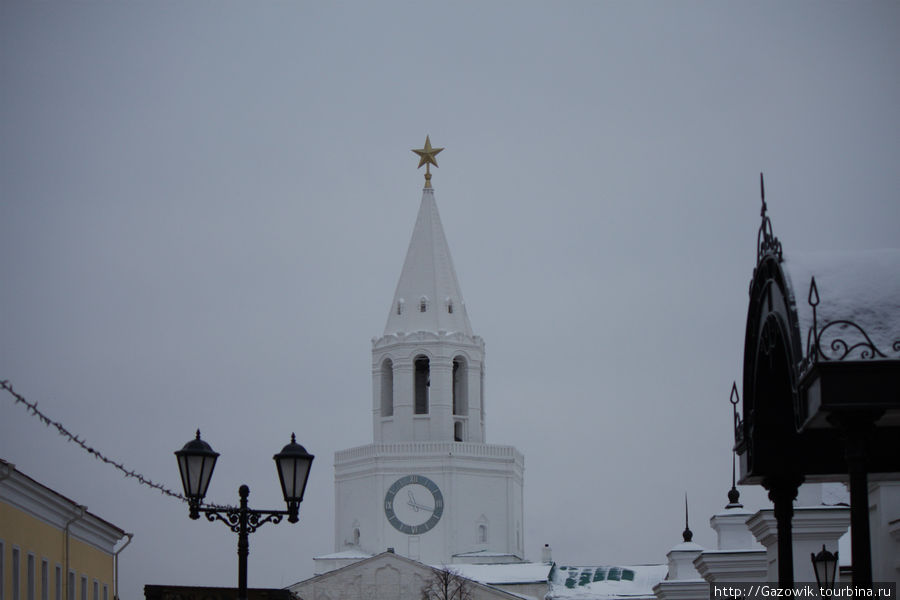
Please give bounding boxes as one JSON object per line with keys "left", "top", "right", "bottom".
{"left": 373, "top": 331, "right": 485, "bottom": 352}
{"left": 335, "top": 442, "right": 524, "bottom": 466}
{"left": 0, "top": 460, "right": 127, "bottom": 553}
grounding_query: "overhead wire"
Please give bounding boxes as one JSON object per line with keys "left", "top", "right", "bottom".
{"left": 1, "top": 379, "right": 233, "bottom": 510}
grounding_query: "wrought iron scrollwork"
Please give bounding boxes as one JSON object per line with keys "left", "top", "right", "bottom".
{"left": 805, "top": 276, "right": 900, "bottom": 363}
{"left": 202, "top": 504, "right": 288, "bottom": 534}
{"left": 246, "top": 511, "right": 284, "bottom": 533}
{"left": 206, "top": 509, "right": 242, "bottom": 532}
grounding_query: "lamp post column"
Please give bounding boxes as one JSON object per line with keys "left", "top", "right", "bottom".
{"left": 238, "top": 485, "right": 250, "bottom": 600}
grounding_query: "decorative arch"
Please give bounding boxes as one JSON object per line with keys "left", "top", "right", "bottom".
{"left": 476, "top": 515, "right": 489, "bottom": 545}
{"left": 741, "top": 254, "right": 805, "bottom": 482}
{"left": 351, "top": 519, "right": 361, "bottom": 546}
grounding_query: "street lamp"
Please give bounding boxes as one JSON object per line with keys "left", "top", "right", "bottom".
{"left": 811, "top": 545, "right": 838, "bottom": 594}
{"left": 175, "top": 430, "right": 314, "bottom": 600}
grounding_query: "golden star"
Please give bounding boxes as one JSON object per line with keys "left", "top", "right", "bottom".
{"left": 412, "top": 135, "right": 443, "bottom": 169}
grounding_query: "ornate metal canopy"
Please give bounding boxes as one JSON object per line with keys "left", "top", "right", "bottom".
{"left": 737, "top": 176, "right": 900, "bottom": 484}
{"left": 735, "top": 174, "right": 899, "bottom": 587}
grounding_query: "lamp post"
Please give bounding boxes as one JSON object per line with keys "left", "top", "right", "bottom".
{"left": 175, "top": 431, "right": 314, "bottom": 600}
{"left": 811, "top": 545, "right": 838, "bottom": 596}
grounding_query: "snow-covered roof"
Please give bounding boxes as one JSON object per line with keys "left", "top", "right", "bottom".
{"left": 667, "top": 542, "right": 704, "bottom": 552}
{"left": 438, "top": 562, "right": 553, "bottom": 585}
{"left": 783, "top": 249, "right": 900, "bottom": 362}
{"left": 454, "top": 550, "right": 523, "bottom": 558}
{"left": 312, "top": 549, "right": 373, "bottom": 560}
{"left": 547, "top": 565, "right": 668, "bottom": 599}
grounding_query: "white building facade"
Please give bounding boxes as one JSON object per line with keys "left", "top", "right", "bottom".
{"left": 328, "top": 174, "right": 525, "bottom": 569}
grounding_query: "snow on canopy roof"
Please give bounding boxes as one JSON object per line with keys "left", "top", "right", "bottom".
{"left": 438, "top": 562, "right": 553, "bottom": 585}
{"left": 548, "top": 565, "right": 668, "bottom": 599}
{"left": 783, "top": 249, "right": 900, "bottom": 363}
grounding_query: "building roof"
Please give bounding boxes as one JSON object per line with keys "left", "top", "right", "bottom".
{"left": 382, "top": 186, "right": 474, "bottom": 337}
{"left": 312, "top": 549, "right": 373, "bottom": 561}
{"left": 0, "top": 458, "right": 128, "bottom": 552}
{"left": 547, "top": 565, "right": 668, "bottom": 599}
{"left": 288, "top": 551, "right": 524, "bottom": 600}
{"left": 445, "top": 562, "right": 553, "bottom": 585}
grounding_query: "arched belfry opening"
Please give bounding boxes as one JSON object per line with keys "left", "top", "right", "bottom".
{"left": 380, "top": 358, "right": 393, "bottom": 417}
{"left": 452, "top": 356, "right": 468, "bottom": 416}
{"left": 414, "top": 355, "right": 430, "bottom": 414}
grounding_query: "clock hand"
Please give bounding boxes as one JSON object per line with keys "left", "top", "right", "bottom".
{"left": 406, "top": 499, "right": 434, "bottom": 512}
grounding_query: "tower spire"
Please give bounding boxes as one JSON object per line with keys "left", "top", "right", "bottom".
{"left": 384, "top": 139, "right": 471, "bottom": 337}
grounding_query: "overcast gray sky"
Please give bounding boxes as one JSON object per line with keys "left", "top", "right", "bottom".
{"left": 2, "top": 2, "right": 899, "bottom": 598}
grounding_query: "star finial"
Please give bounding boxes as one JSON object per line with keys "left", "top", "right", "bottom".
{"left": 412, "top": 135, "right": 444, "bottom": 188}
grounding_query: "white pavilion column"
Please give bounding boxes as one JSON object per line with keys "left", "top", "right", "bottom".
{"left": 653, "top": 541, "right": 708, "bottom": 600}
{"left": 869, "top": 482, "right": 900, "bottom": 587}
{"left": 747, "top": 506, "right": 849, "bottom": 584}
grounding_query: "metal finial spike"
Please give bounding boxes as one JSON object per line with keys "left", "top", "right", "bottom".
{"left": 760, "top": 172, "right": 766, "bottom": 217}
{"left": 726, "top": 383, "right": 744, "bottom": 508}
{"left": 195, "top": 429, "right": 201, "bottom": 440}
{"left": 682, "top": 493, "right": 693, "bottom": 542}
{"left": 809, "top": 276, "right": 820, "bottom": 307}
{"left": 290, "top": 432, "right": 296, "bottom": 443}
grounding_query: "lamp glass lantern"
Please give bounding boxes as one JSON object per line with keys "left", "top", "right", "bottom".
{"left": 811, "top": 544, "right": 838, "bottom": 591}
{"left": 175, "top": 430, "right": 220, "bottom": 508}
{"left": 273, "top": 433, "right": 314, "bottom": 521}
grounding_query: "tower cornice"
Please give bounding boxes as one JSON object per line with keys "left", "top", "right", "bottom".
{"left": 372, "top": 330, "right": 485, "bottom": 351}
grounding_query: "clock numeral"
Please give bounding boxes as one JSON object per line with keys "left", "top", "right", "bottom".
{"left": 410, "top": 475, "right": 418, "bottom": 483}
{"left": 385, "top": 500, "right": 392, "bottom": 510}
{"left": 435, "top": 498, "right": 443, "bottom": 509}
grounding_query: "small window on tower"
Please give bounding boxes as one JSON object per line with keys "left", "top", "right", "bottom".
{"left": 397, "top": 299, "right": 404, "bottom": 315}
{"left": 420, "top": 298, "right": 427, "bottom": 312}
{"left": 447, "top": 299, "right": 453, "bottom": 314}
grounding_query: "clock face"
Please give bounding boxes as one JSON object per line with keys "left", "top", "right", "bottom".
{"left": 384, "top": 474, "right": 444, "bottom": 535}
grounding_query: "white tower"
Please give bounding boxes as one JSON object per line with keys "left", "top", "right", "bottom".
{"left": 329, "top": 138, "right": 524, "bottom": 569}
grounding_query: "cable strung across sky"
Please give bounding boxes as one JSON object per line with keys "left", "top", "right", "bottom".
{"left": 0, "top": 379, "right": 235, "bottom": 510}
